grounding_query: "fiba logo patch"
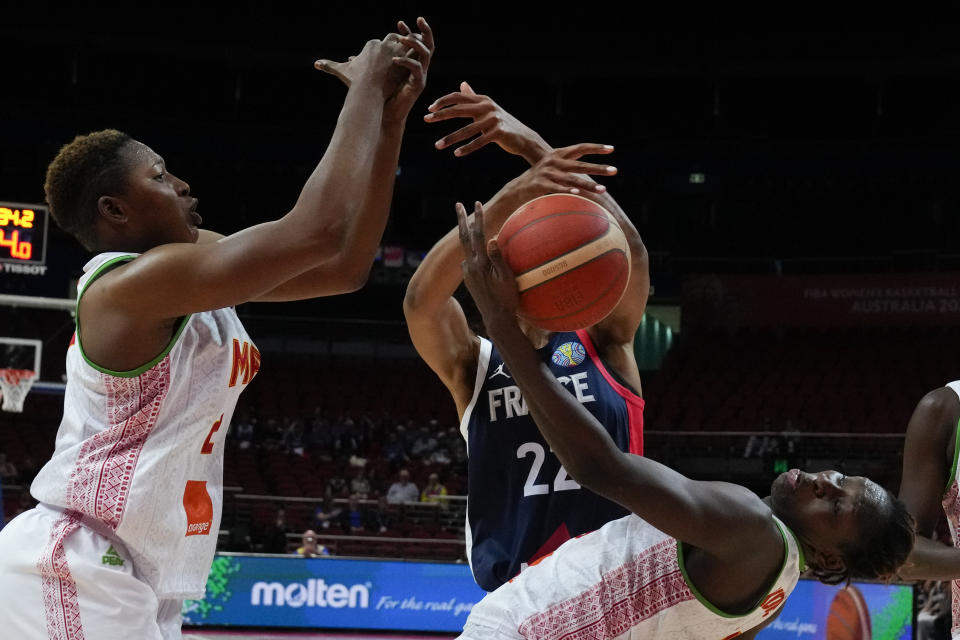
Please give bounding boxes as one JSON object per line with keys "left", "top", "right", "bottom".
{"left": 552, "top": 342, "right": 586, "bottom": 367}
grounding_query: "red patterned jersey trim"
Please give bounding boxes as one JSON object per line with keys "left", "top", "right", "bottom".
{"left": 38, "top": 510, "right": 86, "bottom": 640}
{"left": 517, "top": 537, "right": 692, "bottom": 640}
{"left": 66, "top": 357, "right": 170, "bottom": 530}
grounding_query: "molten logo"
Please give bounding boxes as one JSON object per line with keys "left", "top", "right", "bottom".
{"left": 183, "top": 480, "right": 213, "bottom": 537}
{"left": 251, "top": 579, "right": 370, "bottom": 608}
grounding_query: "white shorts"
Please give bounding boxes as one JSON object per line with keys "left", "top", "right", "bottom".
{"left": 0, "top": 504, "right": 183, "bottom": 640}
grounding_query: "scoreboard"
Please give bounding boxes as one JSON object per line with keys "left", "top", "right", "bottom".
{"left": 0, "top": 201, "right": 49, "bottom": 266}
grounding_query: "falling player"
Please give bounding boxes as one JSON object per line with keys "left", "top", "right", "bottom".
{"left": 455, "top": 199, "right": 915, "bottom": 639}
{"left": 405, "top": 84, "right": 646, "bottom": 590}
{"left": 0, "top": 19, "right": 433, "bottom": 640}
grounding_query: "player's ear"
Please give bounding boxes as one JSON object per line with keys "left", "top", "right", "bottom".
{"left": 97, "top": 196, "right": 128, "bottom": 224}
{"left": 810, "top": 549, "right": 847, "bottom": 585}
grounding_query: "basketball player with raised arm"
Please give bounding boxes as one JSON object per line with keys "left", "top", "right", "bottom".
{"left": 897, "top": 382, "right": 960, "bottom": 637}
{"left": 0, "top": 19, "right": 434, "bottom": 640}
{"left": 455, "top": 199, "right": 915, "bottom": 640}
{"left": 404, "top": 84, "right": 647, "bottom": 591}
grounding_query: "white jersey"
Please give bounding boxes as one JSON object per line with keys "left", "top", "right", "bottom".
{"left": 460, "top": 513, "right": 802, "bottom": 640}
{"left": 31, "top": 252, "right": 260, "bottom": 599}
{"left": 939, "top": 380, "right": 960, "bottom": 639}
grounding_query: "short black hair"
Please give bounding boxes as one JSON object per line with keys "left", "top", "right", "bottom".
{"left": 43, "top": 129, "right": 133, "bottom": 251}
{"left": 812, "top": 488, "right": 915, "bottom": 585}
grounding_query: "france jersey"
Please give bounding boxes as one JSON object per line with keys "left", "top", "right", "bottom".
{"left": 460, "top": 329, "right": 644, "bottom": 591}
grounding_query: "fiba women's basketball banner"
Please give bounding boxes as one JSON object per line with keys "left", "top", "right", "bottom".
{"left": 181, "top": 555, "right": 487, "bottom": 631}
{"left": 683, "top": 273, "right": 960, "bottom": 328}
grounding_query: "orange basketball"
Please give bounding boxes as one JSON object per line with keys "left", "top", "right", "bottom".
{"left": 826, "top": 586, "right": 872, "bottom": 640}
{"left": 497, "top": 193, "right": 631, "bottom": 331}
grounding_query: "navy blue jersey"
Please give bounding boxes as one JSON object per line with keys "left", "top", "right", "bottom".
{"left": 461, "top": 329, "right": 644, "bottom": 591}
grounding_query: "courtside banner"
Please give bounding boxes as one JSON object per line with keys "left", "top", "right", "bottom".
{"left": 683, "top": 273, "right": 960, "bottom": 328}
{"left": 757, "top": 579, "right": 912, "bottom": 640}
{"left": 182, "top": 554, "right": 486, "bottom": 631}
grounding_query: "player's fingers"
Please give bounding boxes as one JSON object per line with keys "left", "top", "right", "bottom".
{"left": 433, "top": 121, "right": 485, "bottom": 150}
{"left": 556, "top": 143, "right": 615, "bottom": 160}
{"left": 427, "top": 92, "right": 483, "bottom": 113}
{"left": 314, "top": 59, "right": 348, "bottom": 83}
{"left": 548, "top": 173, "right": 607, "bottom": 193}
{"left": 417, "top": 17, "right": 435, "bottom": 51}
{"left": 453, "top": 131, "right": 498, "bottom": 157}
{"left": 398, "top": 34, "right": 430, "bottom": 59}
{"left": 557, "top": 159, "right": 618, "bottom": 176}
{"left": 392, "top": 56, "right": 424, "bottom": 85}
{"left": 472, "top": 201, "right": 486, "bottom": 259}
{"left": 398, "top": 20, "right": 412, "bottom": 36}
{"left": 456, "top": 202, "right": 472, "bottom": 254}
{"left": 460, "top": 80, "right": 476, "bottom": 95}
{"left": 424, "top": 104, "right": 486, "bottom": 124}
{"left": 486, "top": 239, "right": 513, "bottom": 277}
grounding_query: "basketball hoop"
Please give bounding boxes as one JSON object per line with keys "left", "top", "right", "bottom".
{"left": 0, "top": 368, "right": 36, "bottom": 413}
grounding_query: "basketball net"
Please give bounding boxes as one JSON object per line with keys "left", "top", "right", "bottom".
{"left": 0, "top": 368, "right": 36, "bottom": 413}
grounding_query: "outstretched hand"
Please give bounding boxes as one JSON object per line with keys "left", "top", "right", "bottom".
{"left": 426, "top": 82, "right": 549, "bottom": 162}
{"left": 384, "top": 17, "right": 435, "bottom": 124}
{"left": 314, "top": 17, "right": 434, "bottom": 111}
{"left": 457, "top": 201, "right": 520, "bottom": 327}
{"left": 506, "top": 143, "right": 617, "bottom": 202}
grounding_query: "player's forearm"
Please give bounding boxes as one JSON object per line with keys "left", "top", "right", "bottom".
{"left": 404, "top": 182, "right": 528, "bottom": 314}
{"left": 288, "top": 82, "right": 386, "bottom": 262}
{"left": 899, "top": 536, "right": 960, "bottom": 581}
{"left": 327, "top": 120, "right": 407, "bottom": 288}
{"left": 485, "top": 317, "right": 624, "bottom": 486}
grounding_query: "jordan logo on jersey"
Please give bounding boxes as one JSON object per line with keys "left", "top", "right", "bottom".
{"left": 488, "top": 363, "right": 511, "bottom": 380}
{"left": 229, "top": 338, "right": 261, "bottom": 388}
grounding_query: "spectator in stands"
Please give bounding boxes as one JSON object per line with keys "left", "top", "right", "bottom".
{"left": 281, "top": 416, "right": 305, "bottom": 456}
{"left": 429, "top": 447, "right": 452, "bottom": 466}
{"left": 312, "top": 496, "right": 343, "bottom": 531}
{"left": 234, "top": 413, "right": 255, "bottom": 450}
{"left": 365, "top": 496, "right": 397, "bottom": 533}
{"left": 411, "top": 424, "right": 438, "bottom": 458}
{"left": 325, "top": 471, "right": 349, "bottom": 499}
{"left": 382, "top": 431, "right": 410, "bottom": 467}
{"left": 421, "top": 472, "right": 448, "bottom": 505}
{"left": 350, "top": 465, "right": 372, "bottom": 499}
{"left": 295, "top": 530, "right": 330, "bottom": 558}
{"left": 386, "top": 469, "right": 419, "bottom": 504}
{"left": 341, "top": 496, "right": 366, "bottom": 534}
{"left": 0, "top": 454, "right": 18, "bottom": 483}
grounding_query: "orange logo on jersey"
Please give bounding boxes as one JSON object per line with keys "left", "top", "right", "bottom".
{"left": 183, "top": 480, "right": 213, "bottom": 536}
{"left": 760, "top": 587, "right": 786, "bottom": 617}
{"left": 228, "top": 339, "right": 260, "bottom": 388}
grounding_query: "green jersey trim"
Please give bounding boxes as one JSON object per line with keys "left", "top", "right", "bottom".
{"left": 945, "top": 417, "right": 960, "bottom": 495}
{"left": 677, "top": 518, "right": 796, "bottom": 618}
{"left": 76, "top": 254, "right": 192, "bottom": 378}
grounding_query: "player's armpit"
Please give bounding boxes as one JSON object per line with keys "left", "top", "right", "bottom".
{"left": 899, "top": 387, "right": 959, "bottom": 535}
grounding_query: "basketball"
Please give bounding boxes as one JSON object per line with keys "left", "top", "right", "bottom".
{"left": 497, "top": 193, "right": 631, "bottom": 331}
{"left": 826, "top": 586, "right": 872, "bottom": 640}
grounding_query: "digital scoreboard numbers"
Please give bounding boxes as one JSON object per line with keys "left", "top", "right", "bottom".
{"left": 0, "top": 201, "right": 48, "bottom": 265}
